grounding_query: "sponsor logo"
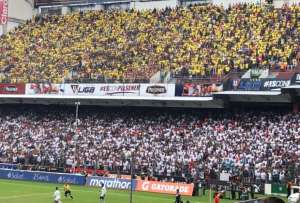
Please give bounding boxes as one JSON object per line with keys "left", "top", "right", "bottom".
{"left": 136, "top": 180, "right": 194, "bottom": 196}
{"left": 3, "top": 86, "right": 17, "bottom": 92}
{"left": 140, "top": 181, "right": 189, "bottom": 193}
{"left": 263, "top": 80, "right": 290, "bottom": 88}
{"left": 33, "top": 173, "right": 50, "bottom": 182}
{"left": 0, "top": 84, "right": 25, "bottom": 94}
{"left": 146, "top": 85, "right": 167, "bottom": 95}
{"left": 100, "top": 85, "right": 140, "bottom": 95}
{"left": 71, "top": 85, "right": 95, "bottom": 94}
{"left": 238, "top": 80, "right": 261, "bottom": 91}
{"left": 7, "top": 172, "right": 25, "bottom": 180}
{"left": 57, "top": 176, "right": 78, "bottom": 184}
{"left": 87, "top": 177, "right": 132, "bottom": 190}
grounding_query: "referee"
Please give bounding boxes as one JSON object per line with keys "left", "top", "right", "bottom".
{"left": 99, "top": 183, "right": 107, "bottom": 203}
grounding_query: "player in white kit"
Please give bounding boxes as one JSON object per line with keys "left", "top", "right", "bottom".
{"left": 53, "top": 187, "right": 61, "bottom": 203}
{"left": 100, "top": 183, "right": 107, "bottom": 203}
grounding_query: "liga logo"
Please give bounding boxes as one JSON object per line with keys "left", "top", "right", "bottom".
{"left": 71, "top": 85, "right": 95, "bottom": 94}
{"left": 136, "top": 180, "right": 194, "bottom": 196}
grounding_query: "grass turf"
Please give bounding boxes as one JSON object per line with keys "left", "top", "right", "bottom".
{"left": 0, "top": 179, "right": 287, "bottom": 203}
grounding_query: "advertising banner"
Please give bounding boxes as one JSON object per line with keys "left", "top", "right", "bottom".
{"left": 86, "top": 176, "right": 136, "bottom": 190}
{"left": 136, "top": 180, "right": 194, "bottom": 196}
{"left": 238, "top": 79, "right": 291, "bottom": 91}
{"left": 0, "top": 169, "right": 85, "bottom": 185}
{"left": 99, "top": 84, "right": 140, "bottom": 96}
{"left": 291, "top": 73, "right": 300, "bottom": 85}
{"left": 238, "top": 79, "right": 262, "bottom": 91}
{"left": 26, "top": 83, "right": 64, "bottom": 95}
{"left": 0, "top": 0, "right": 8, "bottom": 25}
{"left": 181, "top": 83, "right": 222, "bottom": 97}
{"left": 64, "top": 83, "right": 97, "bottom": 96}
{"left": 0, "top": 84, "right": 25, "bottom": 94}
{"left": 140, "top": 84, "right": 175, "bottom": 97}
{"left": 271, "top": 183, "right": 287, "bottom": 196}
{"left": 25, "top": 83, "right": 176, "bottom": 97}
{"left": 260, "top": 79, "right": 291, "bottom": 90}
{"left": 0, "top": 163, "right": 18, "bottom": 169}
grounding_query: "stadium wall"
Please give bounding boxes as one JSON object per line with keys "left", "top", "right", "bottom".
{"left": 130, "top": 0, "right": 178, "bottom": 10}
{"left": 273, "top": 0, "right": 300, "bottom": 8}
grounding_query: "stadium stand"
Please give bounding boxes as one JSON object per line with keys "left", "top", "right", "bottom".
{"left": 0, "top": 106, "right": 299, "bottom": 184}
{"left": 0, "top": 4, "right": 299, "bottom": 83}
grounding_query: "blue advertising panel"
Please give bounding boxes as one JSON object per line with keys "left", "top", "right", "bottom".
{"left": 86, "top": 176, "right": 136, "bottom": 190}
{"left": 0, "top": 163, "right": 18, "bottom": 169}
{"left": 0, "top": 169, "right": 85, "bottom": 185}
{"left": 238, "top": 79, "right": 262, "bottom": 91}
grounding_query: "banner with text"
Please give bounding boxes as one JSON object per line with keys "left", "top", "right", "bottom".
{"left": 238, "top": 79, "right": 291, "bottom": 91}
{"left": 260, "top": 79, "right": 291, "bottom": 90}
{"left": 140, "top": 84, "right": 175, "bottom": 97}
{"left": 63, "top": 83, "right": 98, "bottom": 96}
{"left": 64, "top": 84, "right": 142, "bottom": 96}
{"left": 0, "top": 84, "right": 25, "bottom": 94}
{"left": 0, "top": 0, "right": 8, "bottom": 25}
{"left": 0, "top": 169, "right": 85, "bottom": 185}
{"left": 85, "top": 176, "right": 136, "bottom": 190}
{"left": 99, "top": 84, "right": 141, "bottom": 96}
{"left": 136, "top": 180, "right": 194, "bottom": 196}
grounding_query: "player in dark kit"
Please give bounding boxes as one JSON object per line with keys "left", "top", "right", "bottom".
{"left": 175, "top": 189, "right": 182, "bottom": 203}
{"left": 64, "top": 183, "right": 74, "bottom": 199}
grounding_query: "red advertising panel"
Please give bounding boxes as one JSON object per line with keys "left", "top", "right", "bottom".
{"left": 0, "top": 0, "right": 8, "bottom": 25}
{"left": 0, "top": 84, "right": 25, "bottom": 94}
{"left": 136, "top": 180, "right": 194, "bottom": 196}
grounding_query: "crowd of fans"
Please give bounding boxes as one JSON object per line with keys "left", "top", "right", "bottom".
{"left": 0, "top": 4, "right": 300, "bottom": 83}
{"left": 0, "top": 106, "right": 299, "bottom": 183}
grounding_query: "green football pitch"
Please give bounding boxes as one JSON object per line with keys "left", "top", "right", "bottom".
{"left": 0, "top": 179, "right": 287, "bottom": 203}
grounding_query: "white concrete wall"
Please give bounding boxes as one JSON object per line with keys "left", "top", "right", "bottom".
{"left": 265, "top": 184, "right": 272, "bottom": 195}
{"left": 130, "top": 0, "right": 178, "bottom": 10}
{"left": 274, "top": 0, "right": 300, "bottom": 8}
{"left": 289, "top": 0, "right": 300, "bottom": 4}
{"left": 8, "top": 0, "right": 34, "bottom": 20}
{"left": 212, "top": 0, "right": 261, "bottom": 8}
